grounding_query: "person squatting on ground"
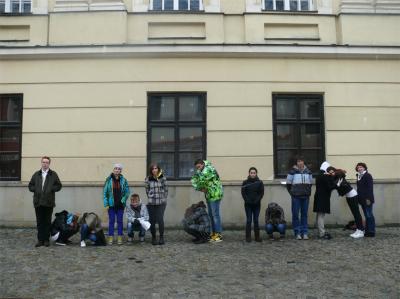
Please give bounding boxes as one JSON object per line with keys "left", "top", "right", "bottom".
{"left": 103, "top": 163, "right": 130, "bottom": 245}
{"left": 313, "top": 162, "right": 337, "bottom": 240}
{"left": 125, "top": 193, "right": 150, "bottom": 243}
{"left": 191, "top": 159, "right": 224, "bottom": 243}
{"left": 241, "top": 167, "right": 264, "bottom": 242}
{"left": 356, "top": 162, "right": 376, "bottom": 237}
{"left": 79, "top": 212, "right": 107, "bottom": 247}
{"left": 28, "top": 156, "right": 62, "bottom": 248}
{"left": 182, "top": 201, "right": 212, "bottom": 244}
{"left": 265, "top": 202, "right": 286, "bottom": 240}
{"left": 286, "top": 157, "right": 313, "bottom": 240}
{"left": 334, "top": 169, "right": 364, "bottom": 239}
{"left": 145, "top": 163, "right": 168, "bottom": 246}
{"left": 50, "top": 210, "right": 79, "bottom": 246}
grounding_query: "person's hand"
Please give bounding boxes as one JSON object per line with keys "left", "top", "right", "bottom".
{"left": 201, "top": 189, "right": 206, "bottom": 193}
{"left": 366, "top": 199, "right": 371, "bottom": 206}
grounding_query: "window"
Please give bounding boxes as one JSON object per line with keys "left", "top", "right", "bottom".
{"left": 0, "top": 0, "right": 31, "bottom": 13}
{"left": 151, "top": 0, "right": 203, "bottom": 11}
{"left": 148, "top": 93, "right": 206, "bottom": 179}
{"left": 263, "top": 0, "right": 313, "bottom": 11}
{"left": 0, "top": 94, "right": 23, "bottom": 181}
{"left": 273, "top": 94, "right": 324, "bottom": 177}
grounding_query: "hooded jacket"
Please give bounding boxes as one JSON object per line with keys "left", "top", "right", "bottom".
{"left": 265, "top": 202, "right": 286, "bottom": 225}
{"left": 145, "top": 170, "right": 168, "bottom": 205}
{"left": 103, "top": 174, "right": 130, "bottom": 208}
{"left": 191, "top": 160, "right": 223, "bottom": 202}
{"left": 313, "top": 164, "right": 336, "bottom": 214}
{"left": 241, "top": 176, "right": 264, "bottom": 205}
{"left": 182, "top": 201, "right": 211, "bottom": 233}
{"left": 125, "top": 199, "right": 149, "bottom": 223}
{"left": 286, "top": 166, "right": 313, "bottom": 198}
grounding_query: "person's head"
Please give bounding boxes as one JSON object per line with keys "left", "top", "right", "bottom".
{"left": 295, "top": 156, "right": 305, "bottom": 169}
{"left": 149, "top": 163, "right": 160, "bottom": 177}
{"left": 326, "top": 166, "right": 336, "bottom": 176}
{"left": 355, "top": 162, "right": 368, "bottom": 173}
{"left": 41, "top": 156, "right": 51, "bottom": 171}
{"left": 130, "top": 194, "right": 140, "bottom": 207}
{"left": 194, "top": 159, "right": 205, "bottom": 171}
{"left": 248, "top": 167, "right": 258, "bottom": 179}
{"left": 113, "top": 163, "right": 123, "bottom": 177}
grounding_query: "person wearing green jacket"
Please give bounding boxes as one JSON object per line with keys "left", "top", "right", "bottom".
{"left": 191, "top": 159, "right": 223, "bottom": 242}
{"left": 103, "top": 163, "right": 130, "bottom": 245}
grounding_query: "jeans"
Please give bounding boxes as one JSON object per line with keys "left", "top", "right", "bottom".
{"left": 346, "top": 196, "right": 364, "bottom": 231}
{"left": 207, "top": 200, "right": 222, "bottom": 234}
{"left": 80, "top": 224, "right": 97, "bottom": 242}
{"left": 265, "top": 223, "right": 286, "bottom": 236}
{"left": 244, "top": 203, "right": 260, "bottom": 230}
{"left": 127, "top": 221, "right": 146, "bottom": 237}
{"left": 35, "top": 206, "right": 53, "bottom": 242}
{"left": 148, "top": 203, "right": 166, "bottom": 238}
{"left": 291, "top": 197, "right": 309, "bottom": 236}
{"left": 108, "top": 207, "right": 124, "bottom": 236}
{"left": 360, "top": 201, "right": 375, "bottom": 234}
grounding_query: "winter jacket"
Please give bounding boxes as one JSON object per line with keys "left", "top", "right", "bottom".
{"left": 334, "top": 172, "right": 355, "bottom": 197}
{"left": 182, "top": 205, "right": 211, "bottom": 233}
{"left": 125, "top": 203, "right": 149, "bottom": 223}
{"left": 357, "top": 172, "right": 374, "bottom": 203}
{"left": 241, "top": 176, "right": 264, "bottom": 205}
{"left": 265, "top": 202, "right": 286, "bottom": 225}
{"left": 286, "top": 166, "right": 313, "bottom": 198}
{"left": 191, "top": 160, "right": 223, "bottom": 202}
{"left": 103, "top": 174, "right": 130, "bottom": 208}
{"left": 145, "top": 171, "right": 168, "bottom": 205}
{"left": 51, "top": 210, "right": 79, "bottom": 236}
{"left": 28, "top": 169, "right": 62, "bottom": 208}
{"left": 313, "top": 171, "right": 336, "bottom": 214}
{"left": 78, "top": 212, "right": 103, "bottom": 233}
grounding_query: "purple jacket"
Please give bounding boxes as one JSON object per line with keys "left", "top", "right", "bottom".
{"left": 356, "top": 172, "right": 374, "bottom": 203}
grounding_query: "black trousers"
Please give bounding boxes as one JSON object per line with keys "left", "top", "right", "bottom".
{"left": 147, "top": 203, "right": 166, "bottom": 238}
{"left": 346, "top": 196, "right": 364, "bottom": 230}
{"left": 35, "top": 206, "right": 53, "bottom": 242}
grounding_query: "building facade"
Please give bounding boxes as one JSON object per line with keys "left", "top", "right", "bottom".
{"left": 1, "top": 0, "right": 399, "bottom": 226}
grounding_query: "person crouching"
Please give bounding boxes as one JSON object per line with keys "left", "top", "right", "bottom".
{"left": 182, "top": 201, "right": 211, "bottom": 244}
{"left": 126, "top": 194, "right": 150, "bottom": 243}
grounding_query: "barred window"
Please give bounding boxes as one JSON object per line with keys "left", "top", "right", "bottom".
{"left": 151, "top": 0, "right": 203, "bottom": 11}
{"left": 0, "top": 0, "right": 31, "bottom": 13}
{"left": 264, "top": 0, "right": 313, "bottom": 11}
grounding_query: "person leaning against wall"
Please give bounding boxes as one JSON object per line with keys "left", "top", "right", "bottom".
{"left": 103, "top": 163, "right": 130, "bottom": 245}
{"left": 28, "top": 156, "right": 62, "bottom": 248}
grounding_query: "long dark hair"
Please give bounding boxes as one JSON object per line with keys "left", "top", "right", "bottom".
{"left": 148, "top": 163, "right": 161, "bottom": 176}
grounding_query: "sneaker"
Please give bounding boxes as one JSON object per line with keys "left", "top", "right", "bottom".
{"left": 350, "top": 229, "right": 364, "bottom": 239}
{"left": 55, "top": 241, "right": 66, "bottom": 246}
{"left": 296, "top": 235, "right": 302, "bottom": 240}
{"left": 117, "top": 236, "right": 123, "bottom": 245}
{"left": 302, "top": 234, "right": 309, "bottom": 240}
{"left": 108, "top": 236, "right": 113, "bottom": 245}
{"left": 139, "top": 236, "right": 145, "bottom": 242}
{"left": 213, "top": 233, "right": 223, "bottom": 243}
{"left": 127, "top": 237, "right": 133, "bottom": 243}
{"left": 80, "top": 240, "right": 86, "bottom": 247}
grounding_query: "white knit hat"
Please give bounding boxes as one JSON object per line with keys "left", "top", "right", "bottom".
{"left": 320, "top": 161, "right": 331, "bottom": 172}
{"left": 114, "top": 163, "right": 123, "bottom": 170}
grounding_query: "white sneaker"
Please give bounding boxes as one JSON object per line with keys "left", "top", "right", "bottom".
{"left": 350, "top": 229, "right": 364, "bottom": 239}
{"left": 80, "top": 240, "right": 86, "bottom": 247}
{"left": 127, "top": 237, "right": 133, "bottom": 243}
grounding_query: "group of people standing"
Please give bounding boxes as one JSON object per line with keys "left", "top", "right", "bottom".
{"left": 28, "top": 155, "right": 375, "bottom": 248}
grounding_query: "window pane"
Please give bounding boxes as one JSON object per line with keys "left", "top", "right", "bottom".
{"left": 0, "top": 97, "right": 22, "bottom": 123}
{"left": 180, "top": 127, "right": 202, "bottom": 151}
{"left": 179, "top": 0, "right": 188, "bottom": 10}
{"left": 0, "top": 128, "right": 21, "bottom": 152}
{"left": 190, "top": 0, "right": 200, "bottom": 10}
{"left": 151, "top": 127, "right": 175, "bottom": 151}
{"left": 0, "top": 154, "right": 20, "bottom": 180}
{"left": 300, "top": 0, "right": 309, "bottom": 10}
{"left": 23, "top": 0, "right": 31, "bottom": 12}
{"left": 276, "top": 0, "right": 284, "bottom": 10}
{"left": 149, "top": 97, "right": 175, "bottom": 121}
{"left": 289, "top": 0, "right": 298, "bottom": 10}
{"left": 0, "top": 0, "right": 5, "bottom": 13}
{"left": 179, "top": 153, "right": 202, "bottom": 178}
{"left": 301, "top": 124, "right": 321, "bottom": 147}
{"left": 153, "top": 0, "right": 162, "bottom": 9}
{"left": 275, "top": 99, "right": 297, "bottom": 119}
{"left": 150, "top": 153, "right": 174, "bottom": 177}
{"left": 265, "top": 0, "right": 273, "bottom": 9}
{"left": 301, "top": 150, "right": 321, "bottom": 174}
{"left": 276, "top": 124, "right": 297, "bottom": 148}
{"left": 11, "top": 0, "right": 19, "bottom": 12}
{"left": 276, "top": 150, "right": 298, "bottom": 175}
{"left": 164, "top": 0, "right": 174, "bottom": 10}
{"left": 179, "top": 96, "right": 204, "bottom": 121}
{"left": 300, "top": 100, "right": 321, "bottom": 119}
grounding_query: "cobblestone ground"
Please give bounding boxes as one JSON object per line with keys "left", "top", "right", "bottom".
{"left": 1, "top": 227, "right": 399, "bottom": 299}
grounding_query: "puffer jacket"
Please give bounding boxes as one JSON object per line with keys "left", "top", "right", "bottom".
{"left": 125, "top": 202, "right": 149, "bottom": 223}
{"left": 265, "top": 202, "right": 286, "bottom": 225}
{"left": 241, "top": 176, "right": 264, "bottom": 205}
{"left": 191, "top": 160, "right": 223, "bottom": 202}
{"left": 103, "top": 174, "right": 130, "bottom": 208}
{"left": 286, "top": 166, "right": 313, "bottom": 197}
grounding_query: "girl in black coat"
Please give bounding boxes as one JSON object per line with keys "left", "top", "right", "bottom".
{"left": 241, "top": 167, "right": 264, "bottom": 242}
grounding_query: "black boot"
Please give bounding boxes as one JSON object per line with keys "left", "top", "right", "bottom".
{"left": 158, "top": 236, "right": 165, "bottom": 245}
{"left": 245, "top": 224, "right": 251, "bottom": 242}
{"left": 151, "top": 235, "right": 157, "bottom": 246}
{"left": 254, "top": 228, "right": 262, "bottom": 242}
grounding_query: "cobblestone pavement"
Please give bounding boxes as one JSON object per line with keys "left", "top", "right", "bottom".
{"left": 1, "top": 227, "right": 399, "bottom": 299}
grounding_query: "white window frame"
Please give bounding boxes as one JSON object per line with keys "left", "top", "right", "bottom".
{"left": 2, "top": 0, "right": 32, "bottom": 13}
{"left": 262, "top": 0, "right": 314, "bottom": 11}
{"left": 149, "top": 0, "right": 203, "bottom": 11}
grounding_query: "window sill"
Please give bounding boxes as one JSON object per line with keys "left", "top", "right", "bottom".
{"left": 260, "top": 10, "right": 319, "bottom": 15}
{"left": 146, "top": 10, "right": 205, "bottom": 14}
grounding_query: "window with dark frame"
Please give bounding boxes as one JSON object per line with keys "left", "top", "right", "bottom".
{"left": 148, "top": 93, "right": 206, "bottom": 180}
{"left": 0, "top": 94, "right": 23, "bottom": 181}
{"left": 273, "top": 94, "right": 325, "bottom": 177}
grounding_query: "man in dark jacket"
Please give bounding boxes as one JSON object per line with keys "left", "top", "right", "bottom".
{"left": 28, "top": 156, "right": 62, "bottom": 247}
{"left": 313, "top": 162, "right": 336, "bottom": 240}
